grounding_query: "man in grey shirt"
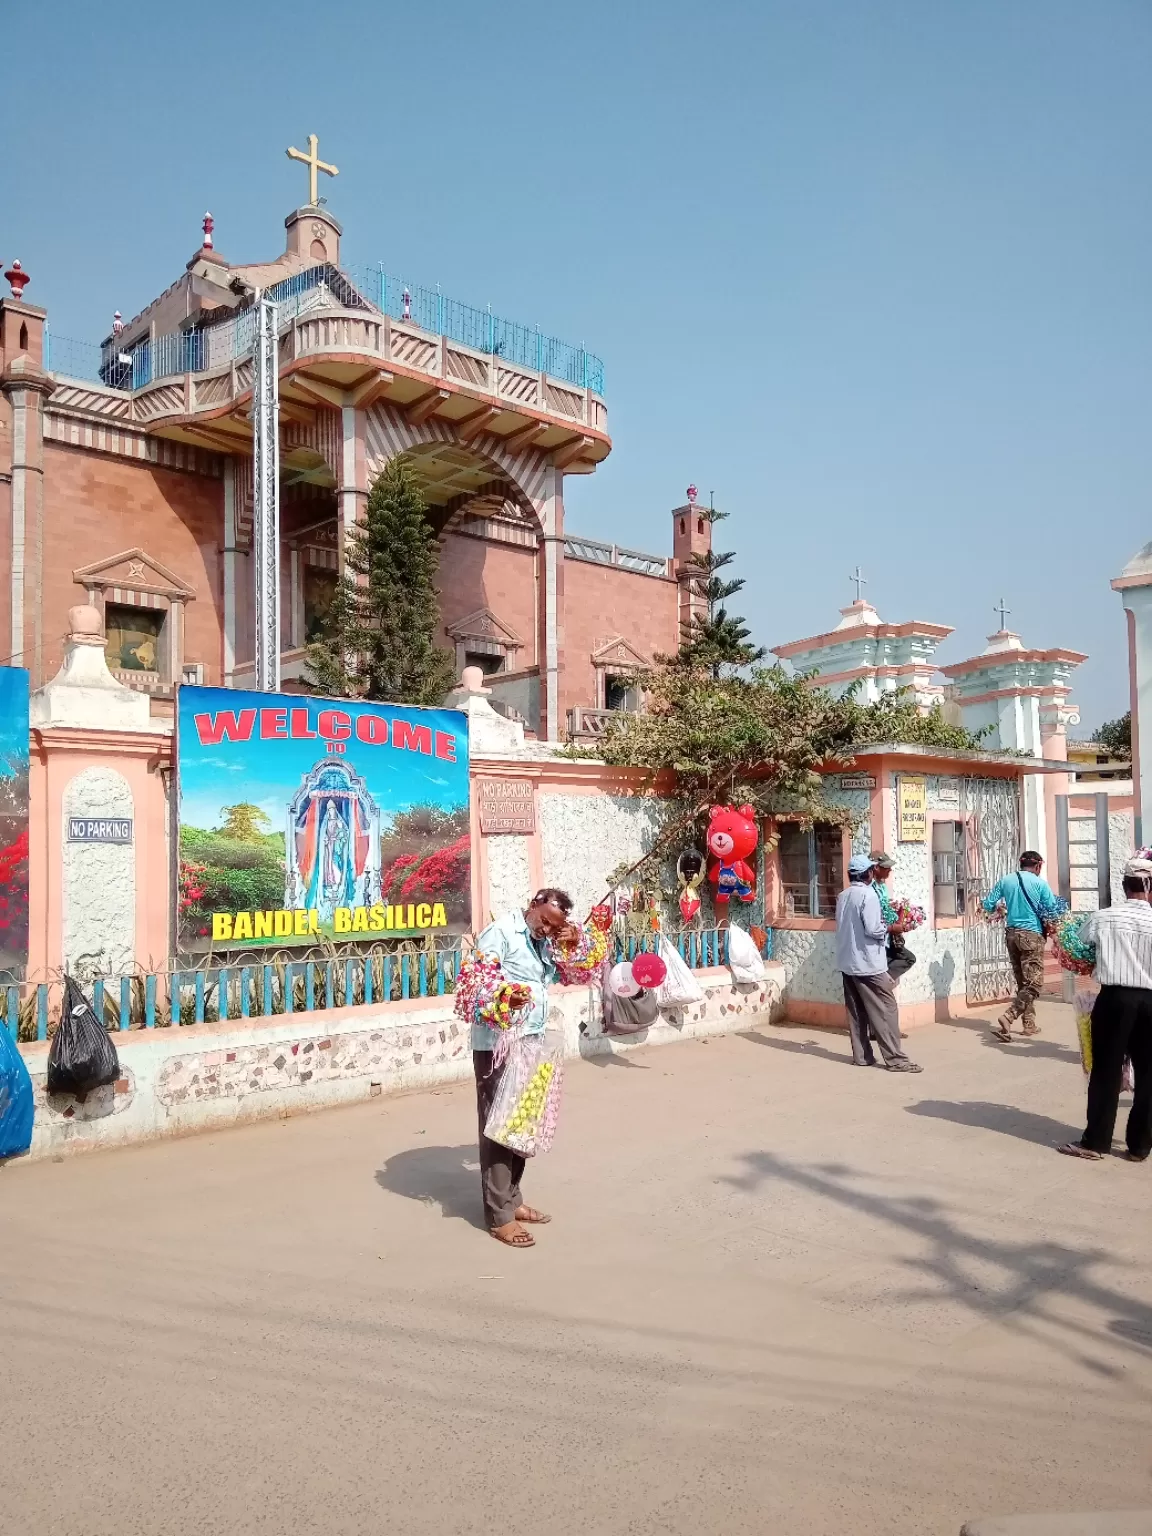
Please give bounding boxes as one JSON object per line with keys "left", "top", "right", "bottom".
{"left": 836, "top": 854, "right": 922, "bottom": 1072}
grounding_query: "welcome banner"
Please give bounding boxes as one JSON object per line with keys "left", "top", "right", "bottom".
{"left": 176, "top": 686, "right": 470, "bottom": 952}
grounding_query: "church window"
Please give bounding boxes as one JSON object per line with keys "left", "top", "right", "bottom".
{"left": 19, "top": 323, "right": 28, "bottom": 352}
{"left": 680, "top": 518, "right": 686, "bottom": 535}
{"left": 931, "top": 820, "right": 967, "bottom": 918}
{"left": 303, "top": 567, "right": 337, "bottom": 644}
{"left": 604, "top": 674, "right": 639, "bottom": 712}
{"left": 464, "top": 650, "right": 504, "bottom": 677}
{"left": 105, "top": 604, "right": 163, "bottom": 676}
{"left": 777, "top": 823, "right": 843, "bottom": 917}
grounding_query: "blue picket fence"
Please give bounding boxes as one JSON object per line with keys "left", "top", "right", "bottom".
{"left": 4, "top": 926, "right": 766, "bottom": 1043}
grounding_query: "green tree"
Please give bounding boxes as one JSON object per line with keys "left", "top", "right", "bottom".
{"left": 1091, "top": 711, "right": 1131, "bottom": 757}
{"left": 307, "top": 456, "right": 456, "bottom": 705}
{"left": 217, "top": 804, "right": 272, "bottom": 842}
{"left": 666, "top": 504, "right": 766, "bottom": 677}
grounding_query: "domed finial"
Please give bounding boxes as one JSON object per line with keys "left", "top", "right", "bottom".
{"left": 686, "top": 484, "right": 697, "bottom": 504}
{"left": 202, "top": 211, "right": 214, "bottom": 250}
{"left": 4, "top": 259, "right": 29, "bottom": 300}
{"left": 112, "top": 311, "right": 124, "bottom": 335}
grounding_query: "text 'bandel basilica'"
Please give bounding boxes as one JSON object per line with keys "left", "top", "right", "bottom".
{"left": 0, "top": 138, "right": 706, "bottom": 742}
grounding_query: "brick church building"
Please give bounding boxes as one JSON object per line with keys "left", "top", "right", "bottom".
{"left": 0, "top": 146, "right": 706, "bottom": 740}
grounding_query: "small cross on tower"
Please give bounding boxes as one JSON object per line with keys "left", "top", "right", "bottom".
{"left": 994, "top": 597, "right": 1011, "bottom": 630}
{"left": 850, "top": 565, "right": 868, "bottom": 603}
{"left": 286, "top": 134, "right": 339, "bottom": 207}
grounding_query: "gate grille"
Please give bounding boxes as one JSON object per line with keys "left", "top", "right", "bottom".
{"left": 961, "top": 776, "right": 1022, "bottom": 1005}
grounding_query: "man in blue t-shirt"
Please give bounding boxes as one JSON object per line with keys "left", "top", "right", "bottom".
{"left": 981, "top": 851, "right": 1059, "bottom": 1042}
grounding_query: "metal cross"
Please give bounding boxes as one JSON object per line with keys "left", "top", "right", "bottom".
{"left": 850, "top": 565, "right": 867, "bottom": 602}
{"left": 286, "top": 134, "right": 339, "bottom": 207}
{"left": 994, "top": 597, "right": 1011, "bottom": 629}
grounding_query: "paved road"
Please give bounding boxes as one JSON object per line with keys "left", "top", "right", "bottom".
{"left": 2, "top": 1001, "right": 1150, "bottom": 1535}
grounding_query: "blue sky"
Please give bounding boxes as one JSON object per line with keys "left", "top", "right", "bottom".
{"left": 177, "top": 689, "right": 469, "bottom": 834}
{"left": 5, "top": 1, "right": 1148, "bottom": 728}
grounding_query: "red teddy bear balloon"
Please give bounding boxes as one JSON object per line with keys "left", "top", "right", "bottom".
{"left": 706, "top": 804, "right": 759, "bottom": 908}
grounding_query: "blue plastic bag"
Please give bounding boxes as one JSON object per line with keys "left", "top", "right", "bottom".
{"left": 0, "top": 1024, "right": 34, "bottom": 1159}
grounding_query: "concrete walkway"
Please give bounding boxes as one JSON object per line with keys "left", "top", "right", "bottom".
{"left": 2, "top": 1000, "right": 1149, "bottom": 1536}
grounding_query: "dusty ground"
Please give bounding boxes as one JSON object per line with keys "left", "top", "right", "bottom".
{"left": 1, "top": 999, "right": 1150, "bottom": 1536}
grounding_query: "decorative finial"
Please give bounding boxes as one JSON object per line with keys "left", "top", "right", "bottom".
{"left": 4, "top": 259, "right": 29, "bottom": 301}
{"left": 112, "top": 311, "right": 124, "bottom": 335}
{"left": 850, "top": 564, "right": 868, "bottom": 602}
{"left": 285, "top": 134, "right": 339, "bottom": 207}
{"left": 686, "top": 484, "right": 697, "bottom": 504}
{"left": 994, "top": 597, "right": 1011, "bottom": 630}
{"left": 202, "top": 211, "right": 214, "bottom": 250}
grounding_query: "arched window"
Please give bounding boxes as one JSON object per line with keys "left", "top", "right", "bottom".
{"left": 679, "top": 518, "right": 686, "bottom": 535}
{"left": 697, "top": 517, "right": 704, "bottom": 535}
{"left": 18, "top": 323, "right": 28, "bottom": 351}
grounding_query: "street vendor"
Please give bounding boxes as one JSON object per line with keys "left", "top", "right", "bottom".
{"left": 470, "top": 889, "right": 580, "bottom": 1248}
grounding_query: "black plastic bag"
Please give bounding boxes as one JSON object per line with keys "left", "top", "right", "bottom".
{"left": 46, "top": 978, "right": 120, "bottom": 1098}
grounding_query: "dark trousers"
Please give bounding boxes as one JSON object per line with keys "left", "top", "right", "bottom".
{"left": 887, "top": 943, "right": 917, "bottom": 983}
{"left": 474, "top": 1050, "right": 525, "bottom": 1229}
{"left": 842, "top": 972, "right": 911, "bottom": 1067}
{"left": 1082, "top": 985, "right": 1152, "bottom": 1157}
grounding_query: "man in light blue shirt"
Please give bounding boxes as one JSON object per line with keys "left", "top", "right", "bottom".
{"left": 472, "top": 888, "right": 580, "bottom": 1247}
{"left": 981, "top": 851, "right": 1059, "bottom": 1041}
{"left": 835, "top": 855, "right": 922, "bottom": 1072}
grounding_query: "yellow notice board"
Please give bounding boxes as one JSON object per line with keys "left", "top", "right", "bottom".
{"left": 897, "top": 775, "right": 928, "bottom": 842}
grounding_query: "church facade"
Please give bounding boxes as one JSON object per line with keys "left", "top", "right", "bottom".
{"left": 0, "top": 152, "right": 701, "bottom": 741}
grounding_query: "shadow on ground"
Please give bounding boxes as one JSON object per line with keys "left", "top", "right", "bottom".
{"left": 376, "top": 1143, "right": 487, "bottom": 1230}
{"left": 939, "top": 1012, "right": 1081, "bottom": 1063}
{"left": 737, "top": 1029, "right": 854, "bottom": 1067}
{"left": 905, "top": 1099, "right": 1082, "bottom": 1148}
{"left": 722, "top": 1145, "right": 1152, "bottom": 1372}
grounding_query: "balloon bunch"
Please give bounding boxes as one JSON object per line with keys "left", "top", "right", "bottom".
{"left": 607, "top": 951, "right": 667, "bottom": 997}
{"left": 1052, "top": 911, "right": 1096, "bottom": 975}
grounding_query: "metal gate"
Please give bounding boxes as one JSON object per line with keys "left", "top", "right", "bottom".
{"left": 961, "top": 776, "right": 1023, "bottom": 1005}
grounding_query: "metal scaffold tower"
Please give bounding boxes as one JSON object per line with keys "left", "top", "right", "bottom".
{"left": 252, "top": 294, "right": 281, "bottom": 692}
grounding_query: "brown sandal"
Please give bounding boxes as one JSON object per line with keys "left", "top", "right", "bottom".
{"left": 992, "top": 1020, "right": 1013, "bottom": 1043}
{"left": 1022, "top": 1024, "right": 1041, "bottom": 1037}
{"left": 490, "top": 1223, "right": 535, "bottom": 1247}
{"left": 1057, "top": 1142, "right": 1104, "bottom": 1161}
{"left": 514, "top": 1206, "right": 551, "bottom": 1225}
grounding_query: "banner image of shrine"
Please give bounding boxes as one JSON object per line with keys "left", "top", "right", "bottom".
{"left": 176, "top": 687, "right": 470, "bottom": 952}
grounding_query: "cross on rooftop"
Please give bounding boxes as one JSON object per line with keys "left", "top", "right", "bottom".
{"left": 286, "top": 134, "right": 339, "bottom": 207}
{"left": 994, "top": 597, "right": 1011, "bottom": 629}
{"left": 850, "top": 565, "right": 867, "bottom": 602}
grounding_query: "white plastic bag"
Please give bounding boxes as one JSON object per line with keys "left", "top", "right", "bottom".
{"left": 654, "top": 933, "right": 705, "bottom": 1007}
{"left": 727, "top": 924, "right": 767, "bottom": 984}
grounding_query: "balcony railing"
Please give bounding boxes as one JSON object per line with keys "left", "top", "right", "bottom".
{"left": 563, "top": 536, "right": 669, "bottom": 578}
{"left": 43, "top": 261, "right": 605, "bottom": 397}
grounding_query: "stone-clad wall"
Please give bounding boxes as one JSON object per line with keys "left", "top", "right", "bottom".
{"left": 15, "top": 965, "right": 784, "bottom": 1164}
{"left": 537, "top": 791, "right": 666, "bottom": 917}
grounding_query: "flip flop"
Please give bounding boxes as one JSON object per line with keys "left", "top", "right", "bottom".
{"left": 1057, "top": 1142, "right": 1104, "bottom": 1161}
{"left": 992, "top": 1021, "right": 1013, "bottom": 1043}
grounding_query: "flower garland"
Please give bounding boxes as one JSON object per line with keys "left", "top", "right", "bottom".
{"left": 452, "top": 951, "right": 533, "bottom": 1032}
{"left": 552, "top": 923, "right": 610, "bottom": 986}
{"left": 892, "top": 897, "right": 926, "bottom": 931}
{"left": 1052, "top": 911, "right": 1096, "bottom": 975}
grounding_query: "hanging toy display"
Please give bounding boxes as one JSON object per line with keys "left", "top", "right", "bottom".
{"left": 705, "top": 804, "right": 759, "bottom": 909}
{"left": 630, "top": 952, "right": 668, "bottom": 990}
{"left": 676, "top": 849, "right": 706, "bottom": 924}
{"left": 608, "top": 960, "right": 642, "bottom": 997}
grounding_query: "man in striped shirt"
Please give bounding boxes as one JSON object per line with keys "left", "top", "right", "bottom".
{"left": 1058, "top": 862, "right": 1152, "bottom": 1163}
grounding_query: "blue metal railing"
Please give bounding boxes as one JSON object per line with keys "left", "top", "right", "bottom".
{"left": 43, "top": 261, "right": 605, "bottom": 396}
{"left": 4, "top": 927, "right": 768, "bottom": 1043}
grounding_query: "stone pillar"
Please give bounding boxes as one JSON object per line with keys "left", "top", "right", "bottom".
{"left": 221, "top": 457, "right": 240, "bottom": 684}
{"left": 1112, "top": 544, "right": 1152, "bottom": 844}
{"left": 537, "top": 464, "right": 565, "bottom": 741}
{"left": 339, "top": 404, "right": 368, "bottom": 543}
{"left": 1, "top": 343, "right": 54, "bottom": 687}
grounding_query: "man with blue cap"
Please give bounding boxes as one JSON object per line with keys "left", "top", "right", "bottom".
{"left": 835, "top": 854, "right": 923, "bottom": 1071}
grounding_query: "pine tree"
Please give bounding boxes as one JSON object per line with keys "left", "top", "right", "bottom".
{"left": 666, "top": 505, "right": 766, "bottom": 678}
{"left": 306, "top": 456, "right": 457, "bottom": 705}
